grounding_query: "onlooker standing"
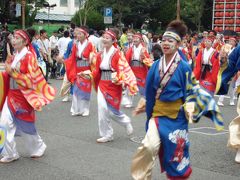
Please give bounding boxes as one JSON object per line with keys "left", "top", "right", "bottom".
{"left": 151, "top": 43, "right": 162, "bottom": 61}
{"left": 97, "top": 30, "right": 105, "bottom": 52}
{"left": 88, "top": 29, "right": 99, "bottom": 50}
{"left": 56, "top": 31, "right": 71, "bottom": 58}
{"left": 1, "top": 25, "right": 10, "bottom": 62}
{"left": 27, "top": 28, "right": 46, "bottom": 77}
{"left": 70, "top": 23, "right": 76, "bottom": 39}
{"left": 49, "top": 31, "right": 58, "bottom": 50}
{"left": 147, "top": 32, "right": 153, "bottom": 53}
{"left": 56, "top": 30, "right": 71, "bottom": 78}
{"left": 37, "top": 29, "right": 51, "bottom": 82}
{"left": 120, "top": 27, "right": 128, "bottom": 50}
{"left": 49, "top": 31, "right": 59, "bottom": 78}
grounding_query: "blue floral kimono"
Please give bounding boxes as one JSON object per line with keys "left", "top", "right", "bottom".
{"left": 216, "top": 44, "right": 240, "bottom": 95}
{"left": 145, "top": 50, "right": 223, "bottom": 178}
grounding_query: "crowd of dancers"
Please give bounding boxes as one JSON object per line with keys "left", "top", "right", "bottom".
{"left": 1, "top": 20, "right": 240, "bottom": 179}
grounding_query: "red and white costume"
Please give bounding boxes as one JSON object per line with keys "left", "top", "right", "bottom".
{"left": 65, "top": 33, "right": 95, "bottom": 116}
{"left": 125, "top": 35, "right": 152, "bottom": 96}
{"left": 194, "top": 45, "right": 220, "bottom": 94}
{"left": 0, "top": 30, "right": 56, "bottom": 161}
{"left": 92, "top": 40, "right": 138, "bottom": 139}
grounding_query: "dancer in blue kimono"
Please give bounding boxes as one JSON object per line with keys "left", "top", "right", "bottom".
{"left": 216, "top": 42, "right": 240, "bottom": 163}
{"left": 131, "top": 20, "right": 224, "bottom": 180}
{"left": 215, "top": 43, "right": 240, "bottom": 95}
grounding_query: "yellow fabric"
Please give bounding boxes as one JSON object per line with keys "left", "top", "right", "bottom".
{"left": 152, "top": 99, "right": 183, "bottom": 119}
{"left": 120, "top": 34, "right": 128, "bottom": 49}
{"left": 0, "top": 73, "right": 4, "bottom": 109}
{"left": 228, "top": 82, "right": 240, "bottom": 149}
{"left": 118, "top": 52, "right": 138, "bottom": 95}
{"left": 131, "top": 118, "right": 160, "bottom": 180}
{"left": 228, "top": 116, "right": 240, "bottom": 149}
{"left": 11, "top": 54, "right": 56, "bottom": 111}
{"left": 237, "top": 86, "right": 240, "bottom": 95}
{"left": 60, "top": 74, "right": 71, "bottom": 97}
{"left": 141, "top": 48, "right": 153, "bottom": 67}
{"left": 215, "top": 61, "right": 228, "bottom": 94}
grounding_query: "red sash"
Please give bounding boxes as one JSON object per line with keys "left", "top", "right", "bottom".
{"left": 76, "top": 76, "right": 92, "bottom": 93}
{"left": 7, "top": 89, "right": 35, "bottom": 122}
{"left": 0, "top": 72, "right": 10, "bottom": 111}
{"left": 99, "top": 80, "right": 122, "bottom": 111}
{"left": 131, "top": 65, "right": 148, "bottom": 88}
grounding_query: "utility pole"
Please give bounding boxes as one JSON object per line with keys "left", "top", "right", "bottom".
{"left": 176, "top": 0, "right": 180, "bottom": 20}
{"left": 22, "top": 0, "right": 26, "bottom": 29}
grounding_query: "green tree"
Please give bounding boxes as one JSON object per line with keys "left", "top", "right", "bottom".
{"left": 181, "top": 0, "right": 205, "bottom": 32}
{"left": 150, "top": 0, "right": 176, "bottom": 31}
{"left": 0, "top": 0, "right": 9, "bottom": 24}
{"left": 76, "top": 0, "right": 96, "bottom": 26}
{"left": 78, "top": 0, "right": 213, "bottom": 32}
{"left": 72, "top": 9, "right": 104, "bottom": 30}
{"left": 201, "top": 0, "right": 213, "bottom": 30}
{"left": 86, "top": 10, "right": 104, "bottom": 30}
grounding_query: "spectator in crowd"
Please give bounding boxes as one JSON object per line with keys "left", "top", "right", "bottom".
{"left": 1, "top": 25, "right": 10, "bottom": 62}
{"left": 49, "top": 31, "right": 58, "bottom": 50}
{"left": 27, "top": 28, "right": 46, "bottom": 77}
{"left": 88, "top": 29, "right": 99, "bottom": 50}
{"left": 70, "top": 23, "right": 76, "bottom": 39}
{"left": 97, "top": 30, "right": 105, "bottom": 52}
{"left": 120, "top": 27, "right": 128, "bottom": 50}
{"left": 37, "top": 29, "right": 51, "bottom": 82}
{"left": 56, "top": 30, "right": 71, "bottom": 79}
{"left": 152, "top": 43, "right": 162, "bottom": 61}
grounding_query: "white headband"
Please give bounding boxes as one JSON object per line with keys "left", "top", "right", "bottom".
{"left": 163, "top": 31, "right": 181, "bottom": 42}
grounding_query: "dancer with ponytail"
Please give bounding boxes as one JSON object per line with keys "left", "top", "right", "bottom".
{"left": 131, "top": 20, "right": 223, "bottom": 179}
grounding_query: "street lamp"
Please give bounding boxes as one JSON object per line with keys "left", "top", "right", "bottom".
{"left": 43, "top": 2, "right": 56, "bottom": 29}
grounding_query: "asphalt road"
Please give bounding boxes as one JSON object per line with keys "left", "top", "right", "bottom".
{"left": 0, "top": 79, "right": 240, "bottom": 180}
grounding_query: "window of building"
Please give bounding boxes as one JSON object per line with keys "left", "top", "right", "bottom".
{"left": 75, "top": 0, "right": 79, "bottom": 7}
{"left": 60, "top": 0, "right": 68, "bottom": 7}
{"left": 75, "top": 0, "right": 84, "bottom": 7}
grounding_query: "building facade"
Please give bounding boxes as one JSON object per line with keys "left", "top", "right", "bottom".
{"left": 39, "top": 0, "right": 83, "bottom": 16}
{"left": 36, "top": 0, "right": 85, "bottom": 22}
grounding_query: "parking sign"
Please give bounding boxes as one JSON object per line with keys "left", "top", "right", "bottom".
{"left": 104, "top": 7, "right": 112, "bottom": 24}
{"left": 104, "top": 8, "right": 112, "bottom": 17}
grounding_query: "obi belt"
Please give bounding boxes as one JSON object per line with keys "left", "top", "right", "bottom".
{"left": 77, "top": 57, "right": 89, "bottom": 67}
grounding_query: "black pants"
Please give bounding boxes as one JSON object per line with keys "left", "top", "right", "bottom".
{"left": 44, "top": 60, "right": 50, "bottom": 82}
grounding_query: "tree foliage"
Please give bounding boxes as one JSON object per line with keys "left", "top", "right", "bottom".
{"left": 75, "top": 0, "right": 213, "bottom": 32}
{"left": 72, "top": 9, "right": 104, "bottom": 30}
{"left": 181, "top": 0, "right": 205, "bottom": 32}
{"left": 76, "top": 0, "right": 97, "bottom": 26}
